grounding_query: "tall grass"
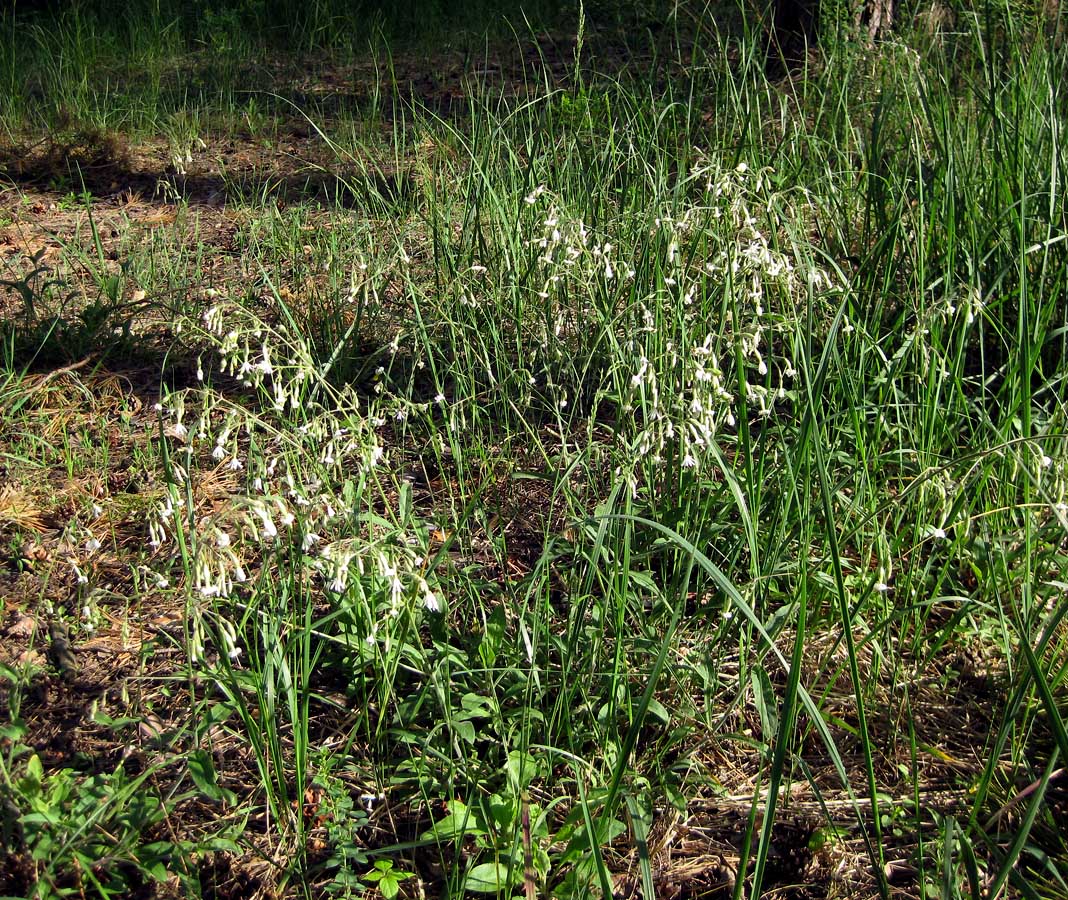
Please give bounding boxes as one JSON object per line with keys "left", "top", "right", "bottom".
{"left": 1, "top": 1, "right": 1066, "bottom": 897}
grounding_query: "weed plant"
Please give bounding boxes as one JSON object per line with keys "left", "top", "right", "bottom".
{"left": 1, "top": 1, "right": 1066, "bottom": 898}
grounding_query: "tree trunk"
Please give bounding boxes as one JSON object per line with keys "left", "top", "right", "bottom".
{"left": 765, "top": 0, "right": 896, "bottom": 75}
{"left": 856, "top": 0, "right": 895, "bottom": 41}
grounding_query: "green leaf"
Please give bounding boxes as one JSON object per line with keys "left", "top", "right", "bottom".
{"left": 561, "top": 817, "right": 627, "bottom": 862}
{"left": 18, "top": 754, "right": 43, "bottom": 797}
{"left": 421, "top": 801, "right": 485, "bottom": 840}
{"left": 486, "top": 793, "right": 515, "bottom": 830}
{"left": 0, "top": 720, "right": 27, "bottom": 742}
{"left": 479, "top": 604, "right": 506, "bottom": 668}
{"left": 645, "top": 697, "right": 670, "bottom": 726}
{"left": 505, "top": 750, "right": 539, "bottom": 793}
{"left": 750, "top": 665, "right": 779, "bottom": 741}
{"left": 380, "top": 874, "right": 400, "bottom": 899}
{"left": 465, "top": 862, "right": 511, "bottom": 892}
{"left": 453, "top": 719, "right": 476, "bottom": 744}
{"left": 187, "top": 750, "right": 224, "bottom": 801}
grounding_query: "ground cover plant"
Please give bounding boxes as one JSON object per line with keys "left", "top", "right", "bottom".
{"left": 1, "top": 0, "right": 1066, "bottom": 897}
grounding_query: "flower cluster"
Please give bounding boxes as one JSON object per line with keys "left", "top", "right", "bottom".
{"left": 144, "top": 299, "right": 442, "bottom": 665}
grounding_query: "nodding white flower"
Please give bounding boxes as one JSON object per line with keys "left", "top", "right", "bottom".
{"left": 256, "top": 509, "right": 278, "bottom": 540}
{"left": 559, "top": 397, "right": 568, "bottom": 409}
{"left": 74, "top": 565, "right": 88, "bottom": 585}
{"left": 216, "top": 531, "right": 231, "bottom": 548}
{"left": 395, "top": 409, "right": 408, "bottom": 422}
{"left": 196, "top": 360, "right": 204, "bottom": 381}
{"left": 423, "top": 585, "right": 440, "bottom": 613}
{"left": 153, "top": 403, "right": 163, "bottom": 412}
{"left": 256, "top": 344, "right": 273, "bottom": 375}
{"left": 91, "top": 504, "right": 103, "bottom": 518}
{"left": 1040, "top": 454, "right": 1053, "bottom": 469}
{"left": 227, "top": 457, "right": 243, "bottom": 471}
{"left": 369, "top": 445, "right": 384, "bottom": 466}
{"left": 234, "top": 566, "right": 247, "bottom": 583}
{"left": 227, "top": 645, "right": 243, "bottom": 661}
{"left": 252, "top": 477, "right": 264, "bottom": 492}
{"left": 434, "top": 393, "right": 446, "bottom": 405}
{"left": 929, "top": 526, "right": 947, "bottom": 540}
{"left": 280, "top": 510, "right": 295, "bottom": 527}
{"left": 200, "top": 584, "right": 221, "bottom": 597}
{"left": 302, "top": 532, "right": 321, "bottom": 552}
{"left": 470, "top": 264, "right": 487, "bottom": 273}
{"left": 329, "top": 575, "right": 346, "bottom": 593}
{"left": 85, "top": 537, "right": 101, "bottom": 554}
{"left": 212, "top": 445, "right": 226, "bottom": 461}
{"left": 154, "top": 575, "right": 169, "bottom": 589}
{"left": 874, "top": 582, "right": 889, "bottom": 593}
{"left": 682, "top": 453, "right": 698, "bottom": 469}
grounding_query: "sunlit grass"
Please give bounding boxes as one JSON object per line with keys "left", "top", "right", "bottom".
{"left": 1, "top": 2, "right": 1066, "bottom": 898}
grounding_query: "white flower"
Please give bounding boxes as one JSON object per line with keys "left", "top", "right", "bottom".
{"left": 1040, "top": 454, "right": 1053, "bottom": 469}
{"left": 212, "top": 445, "right": 226, "bottom": 461}
{"left": 91, "top": 503, "right": 103, "bottom": 518}
{"left": 227, "top": 645, "right": 243, "bottom": 661}
{"left": 874, "top": 582, "right": 889, "bottom": 593}
{"left": 329, "top": 576, "right": 346, "bottom": 593}
{"left": 423, "top": 587, "right": 440, "bottom": 613}
{"left": 434, "top": 393, "right": 446, "bottom": 405}
{"left": 302, "top": 532, "right": 321, "bottom": 551}
{"left": 257, "top": 510, "right": 278, "bottom": 540}
{"left": 227, "top": 456, "right": 243, "bottom": 471}
{"left": 929, "top": 526, "right": 946, "bottom": 540}
{"left": 74, "top": 565, "right": 88, "bottom": 585}
{"left": 85, "top": 537, "right": 102, "bottom": 554}
{"left": 681, "top": 452, "right": 698, "bottom": 469}
{"left": 216, "top": 531, "right": 231, "bottom": 548}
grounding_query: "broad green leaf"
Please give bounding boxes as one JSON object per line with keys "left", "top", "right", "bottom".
{"left": 465, "top": 861, "right": 512, "bottom": 892}
{"left": 479, "top": 604, "right": 506, "bottom": 668}
{"left": 187, "top": 749, "right": 224, "bottom": 801}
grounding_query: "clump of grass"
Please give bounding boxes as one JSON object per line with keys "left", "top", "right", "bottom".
{"left": 1, "top": 1, "right": 1066, "bottom": 898}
